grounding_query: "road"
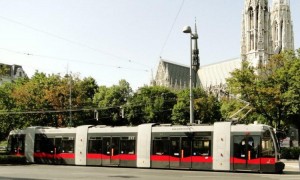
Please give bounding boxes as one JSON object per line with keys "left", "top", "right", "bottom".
{"left": 0, "top": 164, "right": 299, "bottom": 180}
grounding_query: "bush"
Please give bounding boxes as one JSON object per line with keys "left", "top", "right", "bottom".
{"left": 281, "top": 147, "right": 300, "bottom": 159}
{"left": 0, "top": 155, "right": 27, "bottom": 164}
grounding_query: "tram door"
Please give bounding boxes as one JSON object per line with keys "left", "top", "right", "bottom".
{"left": 102, "top": 137, "right": 120, "bottom": 166}
{"left": 48, "top": 137, "right": 62, "bottom": 164}
{"left": 233, "top": 136, "right": 260, "bottom": 171}
{"left": 170, "top": 137, "right": 192, "bottom": 169}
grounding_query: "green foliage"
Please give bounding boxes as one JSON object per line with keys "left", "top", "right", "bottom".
{"left": 194, "top": 90, "right": 222, "bottom": 124}
{"left": 171, "top": 89, "right": 189, "bottom": 124}
{"left": 0, "top": 64, "right": 10, "bottom": 77}
{"left": 226, "top": 49, "right": 300, "bottom": 128}
{"left": 281, "top": 147, "right": 300, "bottom": 159}
{"left": 172, "top": 88, "right": 222, "bottom": 125}
{"left": 93, "top": 79, "right": 132, "bottom": 125}
{"left": 0, "top": 72, "right": 98, "bottom": 140}
{"left": 1, "top": 65, "right": 236, "bottom": 139}
{"left": 126, "top": 86, "right": 176, "bottom": 125}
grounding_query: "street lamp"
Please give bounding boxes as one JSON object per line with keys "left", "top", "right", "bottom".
{"left": 183, "top": 25, "right": 198, "bottom": 124}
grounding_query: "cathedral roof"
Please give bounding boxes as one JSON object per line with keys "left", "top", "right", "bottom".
{"left": 154, "top": 58, "right": 241, "bottom": 89}
{"left": 198, "top": 57, "right": 241, "bottom": 88}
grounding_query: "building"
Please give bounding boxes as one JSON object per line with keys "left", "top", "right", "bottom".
{"left": 152, "top": 0, "right": 294, "bottom": 92}
{"left": 0, "top": 63, "right": 27, "bottom": 85}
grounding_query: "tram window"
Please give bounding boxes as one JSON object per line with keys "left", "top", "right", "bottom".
{"left": 7, "top": 135, "right": 25, "bottom": 154}
{"left": 192, "top": 140, "right": 211, "bottom": 156}
{"left": 261, "top": 130, "right": 275, "bottom": 157}
{"left": 233, "top": 136, "right": 260, "bottom": 159}
{"left": 170, "top": 138, "right": 180, "bottom": 156}
{"left": 120, "top": 140, "right": 135, "bottom": 154}
{"left": 88, "top": 137, "right": 102, "bottom": 153}
{"left": 61, "top": 137, "right": 75, "bottom": 153}
{"left": 247, "top": 136, "right": 260, "bottom": 159}
{"left": 153, "top": 140, "right": 169, "bottom": 155}
{"left": 34, "top": 134, "right": 54, "bottom": 153}
{"left": 261, "top": 138, "right": 275, "bottom": 157}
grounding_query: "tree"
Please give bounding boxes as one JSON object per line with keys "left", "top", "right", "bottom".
{"left": 125, "top": 86, "right": 176, "bottom": 125}
{"left": 0, "top": 64, "right": 9, "bottom": 77}
{"left": 226, "top": 50, "right": 300, "bottom": 129}
{"left": 194, "top": 90, "right": 222, "bottom": 124}
{"left": 171, "top": 88, "right": 221, "bottom": 125}
{"left": 0, "top": 71, "right": 99, "bottom": 139}
{"left": 0, "top": 81, "right": 18, "bottom": 140}
{"left": 93, "top": 79, "right": 132, "bottom": 125}
{"left": 171, "top": 89, "right": 189, "bottom": 124}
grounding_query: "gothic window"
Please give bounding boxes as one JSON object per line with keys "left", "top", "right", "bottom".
{"left": 280, "top": 20, "right": 283, "bottom": 42}
{"left": 256, "top": 6, "right": 259, "bottom": 29}
{"left": 264, "top": 6, "right": 268, "bottom": 29}
{"left": 249, "top": 7, "right": 254, "bottom": 29}
{"left": 250, "top": 34, "right": 254, "bottom": 50}
{"left": 275, "top": 21, "right": 278, "bottom": 43}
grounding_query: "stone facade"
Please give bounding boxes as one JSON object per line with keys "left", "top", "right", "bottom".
{"left": 0, "top": 63, "right": 27, "bottom": 85}
{"left": 151, "top": 59, "right": 200, "bottom": 90}
{"left": 152, "top": 0, "right": 294, "bottom": 91}
{"left": 270, "top": 0, "right": 294, "bottom": 52}
{"left": 241, "top": 0, "right": 294, "bottom": 67}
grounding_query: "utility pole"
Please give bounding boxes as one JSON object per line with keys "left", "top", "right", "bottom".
{"left": 183, "top": 19, "right": 200, "bottom": 124}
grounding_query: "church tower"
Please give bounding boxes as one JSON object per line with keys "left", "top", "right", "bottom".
{"left": 271, "top": 0, "right": 294, "bottom": 53}
{"left": 241, "top": 0, "right": 272, "bottom": 67}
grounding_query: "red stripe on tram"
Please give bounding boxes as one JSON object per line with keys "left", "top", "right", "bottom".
{"left": 230, "top": 157, "right": 276, "bottom": 165}
{"left": 87, "top": 153, "right": 137, "bottom": 161}
{"left": 151, "top": 155, "right": 213, "bottom": 163}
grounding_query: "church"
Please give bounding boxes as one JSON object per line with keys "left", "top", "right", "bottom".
{"left": 151, "top": 0, "right": 294, "bottom": 93}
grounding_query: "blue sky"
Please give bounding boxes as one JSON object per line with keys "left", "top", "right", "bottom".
{"left": 0, "top": 0, "right": 299, "bottom": 90}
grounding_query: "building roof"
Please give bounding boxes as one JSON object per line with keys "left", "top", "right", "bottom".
{"left": 160, "top": 59, "right": 190, "bottom": 83}
{"left": 198, "top": 57, "right": 241, "bottom": 88}
{"left": 153, "top": 57, "right": 241, "bottom": 89}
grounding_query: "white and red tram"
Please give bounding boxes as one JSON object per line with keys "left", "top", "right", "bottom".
{"left": 7, "top": 122, "right": 284, "bottom": 173}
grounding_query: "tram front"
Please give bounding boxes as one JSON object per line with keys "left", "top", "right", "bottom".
{"left": 261, "top": 126, "right": 284, "bottom": 173}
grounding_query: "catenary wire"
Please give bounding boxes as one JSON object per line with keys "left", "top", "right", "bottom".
{"left": 0, "top": 48, "right": 149, "bottom": 72}
{"left": 159, "top": 0, "right": 185, "bottom": 57}
{"left": 0, "top": 15, "right": 150, "bottom": 68}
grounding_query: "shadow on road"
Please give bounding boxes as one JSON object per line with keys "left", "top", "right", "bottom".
{"left": 108, "top": 175, "right": 138, "bottom": 178}
{"left": 0, "top": 177, "right": 46, "bottom": 180}
{"left": 283, "top": 171, "right": 300, "bottom": 175}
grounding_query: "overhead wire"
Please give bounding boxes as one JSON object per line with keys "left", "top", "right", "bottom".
{"left": 0, "top": 15, "right": 150, "bottom": 68}
{"left": 0, "top": 48, "right": 149, "bottom": 72}
{"left": 0, "top": 96, "right": 179, "bottom": 115}
{"left": 159, "top": 0, "right": 185, "bottom": 57}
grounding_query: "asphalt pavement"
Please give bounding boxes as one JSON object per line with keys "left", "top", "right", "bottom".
{"left": 0, "top": 162, "right": 298, "bottom": 180}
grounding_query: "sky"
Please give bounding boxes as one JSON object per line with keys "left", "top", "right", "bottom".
{"left": 0, "top": 0, "right": 299, "bottom": 90}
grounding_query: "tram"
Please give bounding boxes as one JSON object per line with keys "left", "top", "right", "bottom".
{"left": 7, "top": 122, "right": 285, "bottom": 173}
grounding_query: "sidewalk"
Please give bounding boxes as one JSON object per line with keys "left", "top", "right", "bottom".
{"left": 281, "top": 159, "right": 299, "bottom": 172}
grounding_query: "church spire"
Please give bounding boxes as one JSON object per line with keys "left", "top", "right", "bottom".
{"left": 241, "top": 0, "right": 272, "bottom": 67}
{"left": 271, "top": 0, "right": 294, "bottom": 53}
{"left": 192, "top": 18, "right": 200, "bottom": 87}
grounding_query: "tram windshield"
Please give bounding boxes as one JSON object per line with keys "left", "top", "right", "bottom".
{"left": 261, "top": 128, "right": 279, "bottom": 158}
